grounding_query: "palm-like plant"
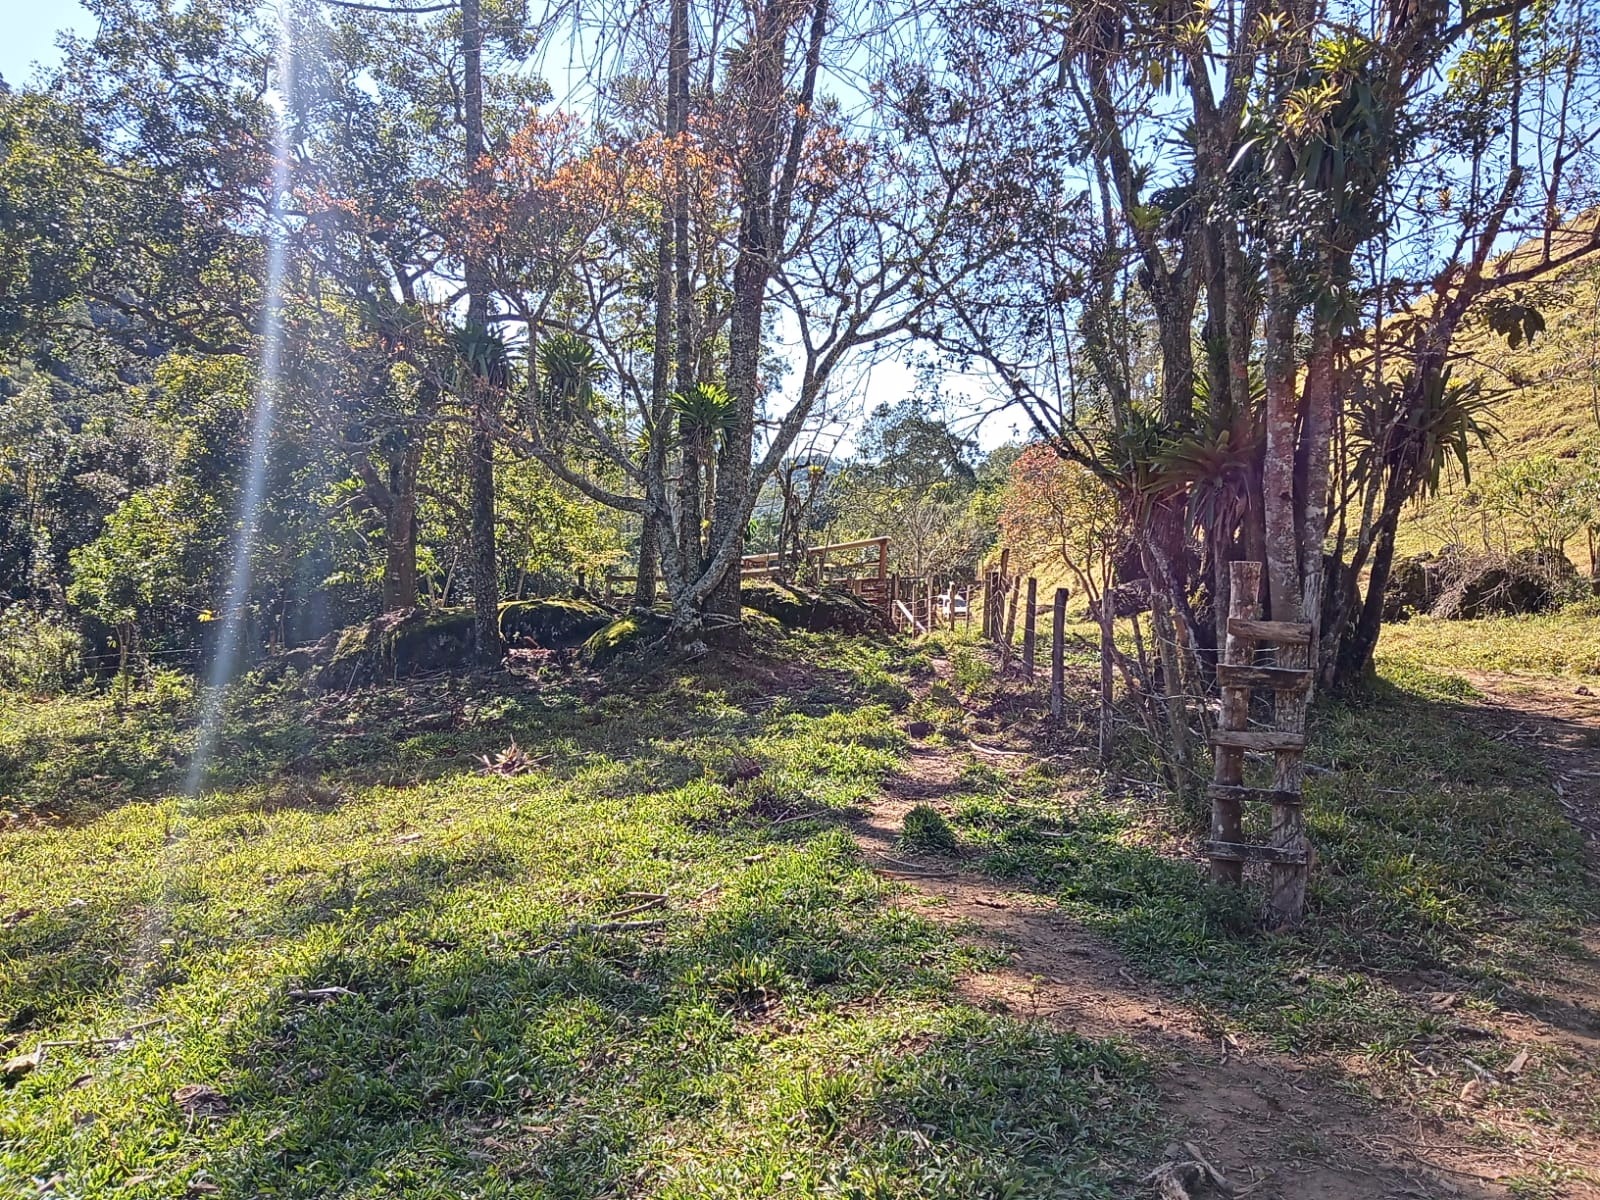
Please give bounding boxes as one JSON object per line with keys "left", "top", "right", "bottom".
{"left": 452, "top": 322, "right": 512, "bottom": 390}
{"left": 1350, "top": 365, "right": 1498, "bottom": 499}
{"left": 668, "top": 382, "right": 736, "bottom": 448}
{"left": 538, "top": 332, "right": 601, "bottom": 409}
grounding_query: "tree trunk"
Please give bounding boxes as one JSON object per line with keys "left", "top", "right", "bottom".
{"left": 705, "top": 9, "right": 784, "bottom": 643}
{"left": 634, "top": 515, "right": 660, "bottom": 609}
{"left": 380, "top": 443, "right": 421, "bottom": 612}
{"left": 1260, "top": 260, "right": 1302, "bottom": 623}
{"left": 1336, "top": 487, "right": 1405, "bottom": 686}
{"left": 381, "top": 499, "right": 418, "bottom": 614}
{"left": 462, "top": 0, "right": 501, "bottom": 666}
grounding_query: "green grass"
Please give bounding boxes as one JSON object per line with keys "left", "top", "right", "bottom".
{"left": 898, "top": 805, "right": 959, "bottom": 855}
{"left": 947, "top": 648, "right": 1600, "bottom": 1173}
{"left": 0, "top": 636, "right": 1155, "bottom": 1200}
{"left": 5, "top": 617, "right": 1598, "bottom": 1197}
{"left": 1376, "top": 606, "right": 1600, "bottom": 676}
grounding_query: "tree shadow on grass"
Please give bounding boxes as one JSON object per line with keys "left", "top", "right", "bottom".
{"left": 1, "top": 640, "right": 1154, "bottom": 1199}
{"left": 0, "top": 658, "right": 806, "bottom": 830}
{"left": 175, "top": 833, "right": 1154, "bottom": 1200}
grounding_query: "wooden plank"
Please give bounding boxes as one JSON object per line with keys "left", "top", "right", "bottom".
{"left": 1204, "top": 840, "right": 1308, "bottom": 866}
{"left": 1216, "top": 664, "right": 1312, "bottom": 691}
{"left": 805, "top": 535, "right": 889, "bottom": 556}
{"left": 1206, "top": 784, "right": 1302, "bottom": 806}
{"left": 1210, "top": 729, "right": 1306, "bottom": 752}
{"left": 1209, "top": 560, "right": 1262, "bottom": 886}
{"left": 1227, "top": 617, "right": 1311, "bottom": 644}
{"left": 894, "top": 599, "right": 925, "bottom": 635}
{"left": 1268, "top": 605, "right": 1315, "bottom": 927}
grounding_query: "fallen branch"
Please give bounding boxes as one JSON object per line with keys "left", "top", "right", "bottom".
{"left": 869, "top": 855, "right": 961, "bottom": 877}
{"left": 1141, "top": 1141, "right": 1236, "bottom": 1198}
{"left": 602, "top": 895, "right": 669, "bottom": 920}
{"left": 287, "top": 986, "right": 357, "bottom": 1002}
{"left": 968, "top": 741, "right": 1030, "bottom": 758}
{"left": 8, "top": 1015, "right": 174, "bottom": 1077}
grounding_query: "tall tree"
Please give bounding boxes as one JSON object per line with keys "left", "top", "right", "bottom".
{"left": 486, "top": 0, "right": 1013, "bottom": 651}
{"left": 458, "top": 0, "right": 503, "bottom": 664}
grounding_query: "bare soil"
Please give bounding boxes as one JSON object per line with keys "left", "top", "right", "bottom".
{"left": 850, "top": 661, "right": 1600, "bottom": 1199}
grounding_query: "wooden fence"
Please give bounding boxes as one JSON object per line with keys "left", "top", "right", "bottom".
{"left": 971, "top": 553, "right": 1312, "bottom": 924}
{"left": 605, "top": 536, "right": 966, "bottom": 635}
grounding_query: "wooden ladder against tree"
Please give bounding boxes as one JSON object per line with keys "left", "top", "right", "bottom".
{"left": 1208, "top": 560, "right": 1313, "bottom": 925}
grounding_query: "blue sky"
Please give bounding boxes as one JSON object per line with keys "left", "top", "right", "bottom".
{"left": 0, "top": 2, "right": 87, "bottom": 88}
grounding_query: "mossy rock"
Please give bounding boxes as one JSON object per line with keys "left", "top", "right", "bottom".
{"left": 741, "top": 582, "right": 888, "bottom": 634}
{"left": 582, "top": 611, "right": 672, "bottom": 667}
{"left": 739, "top": 607, "right": 788, "bottom": 651}
{"left": 499, "top": 598, "right": 612, "bottom": 649}
{"left": 315, "top": 608, "right": 477, "bottom": 686}
{"left": 1382, "top": 553, "right": 1443, "bottom": 622}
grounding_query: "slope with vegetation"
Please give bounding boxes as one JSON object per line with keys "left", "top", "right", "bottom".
{"left": 1, "top": 616, "right": 1597, "bottom": 1197}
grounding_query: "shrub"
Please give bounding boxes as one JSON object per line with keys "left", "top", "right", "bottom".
{"left": 948, "top": 645, "right": 993, "bottom": 695}
{"left": 0, "top": 607, "right": 85, "bottom": 695}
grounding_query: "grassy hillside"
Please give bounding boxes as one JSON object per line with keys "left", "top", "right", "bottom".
{"left": 1399, "top": 252, "right": 1600, "bottom": 571}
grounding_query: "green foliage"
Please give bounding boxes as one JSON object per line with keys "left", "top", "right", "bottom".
{"left": 1350, "top": 365, "right": 1499, "bottom": 501}
{"left": 899, "top": 803, "right": 959, "bottom": 854}
{"left": 669, "top": 382, "right": 737, "bottom": 444}
{"left": 1481, "top": 293, "right": 1548, "bottom": 350}
{"left": 1472, "top": 453, "right": 1600, "bottom": 556}
{"left": 66, "top": 488, "right": 195, "bottom": 646}
{"left": 493, "top": 458, "right": 629, "bottom": 584}
{"left": 451, "top": 322, "right": 513, "bottom": 389}
{"left": 0, "top": 607, "right": 85, "bottom": 695}
{"left": 946, "top": 645, "right": 994, "bottom": 696}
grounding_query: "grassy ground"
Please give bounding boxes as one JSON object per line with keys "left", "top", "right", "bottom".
{"left": 1376, "top": 605, "right": 1600, "bottom": 677}
{"left": 3, "top": 615, "right": 1597, "bottom": 1198}
{"left": 917, "top": 623, "right": 1600, "bottom": 1197}
{"left": 0, "top": 638, "right": 1155, "bottom": 1200}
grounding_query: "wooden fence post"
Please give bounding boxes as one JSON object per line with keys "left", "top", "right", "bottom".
{"left": 999, "top": 571, "right": 1022, "bottom": 671}
{"left": 982, "top": 571, "right": 996, "bottom": 639}
{"left": 1269, "top": 616, "right": 1314, "bottom": 925}
{"left": 1050, "top": 587, "right": 1066, "bottom": 719}
{"left": 926, "top": 577, "right": 938, "bottom": 632}
{"left": 1022, "top": 577, "right": 1038, "bottom": 678}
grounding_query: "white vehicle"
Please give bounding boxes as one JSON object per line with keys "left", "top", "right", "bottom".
{"left": 936, "top": 591, "right": 970, "bottom": 618}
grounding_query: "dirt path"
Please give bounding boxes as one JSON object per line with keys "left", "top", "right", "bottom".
{"left": 848, "top": 662, "right": 1600, "bottom": 1199}
{"left": 1460, "top": 670, "right": 1600, "bottom": 848}
{"left": 1456, "top": 670, "right": 1600, "bottom": 1087}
